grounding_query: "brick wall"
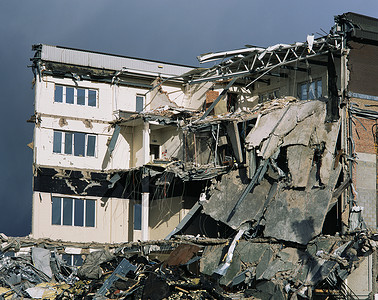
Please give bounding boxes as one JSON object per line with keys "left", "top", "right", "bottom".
{"left": 351, "top": 114, "right": 377, "bottom": 228}
{"left": 352, "top": 117, "right": 376, "bottom": 154}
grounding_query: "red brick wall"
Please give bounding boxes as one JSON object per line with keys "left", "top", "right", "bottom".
{"left": 206, "top": 90, "right": 219, "bottom": 105}
{"left": 352, "top": 117, "right": 376, "bottom": 154}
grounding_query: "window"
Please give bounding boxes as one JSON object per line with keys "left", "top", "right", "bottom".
{"left": 53, "top": 131, "right": 96, "bottom": 157}
{"left": 54, "top": 84, "right": 97, "bottom": 107}
{"left": 136, "top": 95, "right": 144, "bottom": 112}
{"left": 62, "top": 254, "right": 84, "bottom": 267}
{"left": 52, "top": 197, "right": 95, "bottom": 227}
{"left": 133, "top": 203, "right": 142, "bottom": 230}
{"left": 299, "top": 80, "right": 322, "bottom": 100}
{"left": 150, "top": 144, "right": 160, "bottom": 161}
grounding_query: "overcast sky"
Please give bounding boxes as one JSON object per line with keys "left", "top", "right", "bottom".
{"left": 1, "top": 1, "right": 378, "bottom": 237}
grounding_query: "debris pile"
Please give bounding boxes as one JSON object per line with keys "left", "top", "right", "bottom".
{"left": 0, "top": 231, "right": 375, "bottom": 299}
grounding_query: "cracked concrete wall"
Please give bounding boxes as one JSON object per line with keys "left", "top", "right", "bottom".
{"left": 31, "top": 192, "right": 130, "bottom": 243}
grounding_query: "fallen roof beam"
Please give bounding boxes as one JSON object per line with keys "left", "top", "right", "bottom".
{"left": 190, "top": 50, "right": 335, "bottom": 85}
{"left": 190, "top": 36, "right": 341, "bottom": 85}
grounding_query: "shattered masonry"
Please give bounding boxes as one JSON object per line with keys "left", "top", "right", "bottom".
{"left": 19, "top": 12, "right": 378, "bottom": 299}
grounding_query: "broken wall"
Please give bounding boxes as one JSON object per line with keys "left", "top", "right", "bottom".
{"left": 31, "top": 192, "right": 130, "bottom": 243}
{"left": 202, "top": 100, "right": 342, "bottom": 244}
{"left": 113, "top": 83, "right": 151, "bottom": 112}
{"left": 181, "top": 81, "right": 213, "bottom": 109}
{"left": 149, "top": 196, "right": 184, "bottom": 240}
{"left": 131, "top": 123, "right": 146, "bottom": 168}
{"left": 348, "top": 41, "right": 378, "bottom": 97}
{"left": 107, "top": 126, "right": 133, "bottom": 170}
{"left": 151, "top": 126, "right": 184, "bottom": 161}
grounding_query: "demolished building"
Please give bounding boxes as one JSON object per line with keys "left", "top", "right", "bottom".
{"left": 24, "top": 12, "right": 378, "bottom": 299}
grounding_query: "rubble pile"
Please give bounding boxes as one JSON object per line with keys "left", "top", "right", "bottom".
{"left": 0, "top": 232, "right": 375, "bottom": 299}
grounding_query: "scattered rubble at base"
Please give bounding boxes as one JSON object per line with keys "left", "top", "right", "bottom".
{"left": 0, "top": 231, "right": 376, "bottom": 299}
{"left": 4, "top": 98, "right": 375, "bottom": 299}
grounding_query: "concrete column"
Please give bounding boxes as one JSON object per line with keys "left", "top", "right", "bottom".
{"left": 141, "top": 192, "right": 149, "bottom": 241}
{"left": 142, "top": 122, "right": 150, "bottom": 164}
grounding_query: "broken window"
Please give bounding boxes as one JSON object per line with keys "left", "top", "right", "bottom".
{"left": 150, "top": 144, "right": 160, "bottom": 161}
{"left": 62, "top": 254, "right": 84, "bottom": 266}
{"left": 53, "top": 131, "right": 97, "bottom": 157}
{"left": 54, "top": 84, "right": 98, "bottom": 107}
{"left": 51, "top": 196, "right": 95, "bottom": 227}
{"left": 136, "top": 95, "right": 144, "bottom": 112}
{"left": 299, "top": 79, "right": 322, "bottom": 100}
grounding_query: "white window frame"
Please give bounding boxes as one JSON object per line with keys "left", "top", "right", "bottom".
{"left": 53, "top": 131, "right": 97, "bottom": 157}
{"left": 51, "top": 196, "right": 96, "bottom": 228}
{"left": 62, "top": 253, "right": 84, "bottom": 267}
{"left": 54, "top": 84, "right": 98, "bottom": 107}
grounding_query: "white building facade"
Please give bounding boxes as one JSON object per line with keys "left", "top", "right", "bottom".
{"left": 30, "top": 44, "right": 194, "bottom": 243}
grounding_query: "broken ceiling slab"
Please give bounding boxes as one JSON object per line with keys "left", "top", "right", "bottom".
{"left": 200, "top": 241, "right": 271, "bottom": 286}
{"left": 287, "top": 145, "right": 314, "bottom": 187}
{"left": 263, "top": 165, "right": 341, "bottom": 244}
{"left": 316, "top": 120, "right": 341, "bottom": 185}
{"left": 202, "top": 169, "right": 270, "bottom": 229}
{"left": 245, "top": 108, "right": 287, "bottom": 149}
{"left": 246, "top": 100, "right": 328, "bottom": 158}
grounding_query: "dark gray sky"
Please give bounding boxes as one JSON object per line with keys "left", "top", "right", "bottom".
{"left": 1, "top": 1, "right": 377, "bottom": 237}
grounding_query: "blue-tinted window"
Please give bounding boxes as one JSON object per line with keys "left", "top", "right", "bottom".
{"left": 308, "top": 82, "right": 316, "bottom": 100}
{"left": 88, "top": 90, "right": 96, "bottom": 107}
{"left": 52, "top": 197, "right": 61, "bottom": 225}
{"left": 54, "top": 85, "right": 63, "bottom": 103}
{"left": 74, "top": 132, "right": 85, "bottom": 157}
{"left": 54, "top": 85, "right": 97, "bottom": 107}
{"left": 300, "top": 84, "right": 308, "bottom": 100}
{"left": 73, "top": 254, "right": 83, "bottom": 266}
{"left": 136, "top": 96, "right": 144, "bottom": 112}
{"left": 52, "top": 197, "right": 95, "bottom": 228}
{"left": 54, "top": 131, "right": 96, "bottom": 157}
{"left": 77, "top": 89, "right": 85, "bottom": 105}
{"left": 53, "top": 131, "right": 62, "bottom": 153}
{"left": 86, "top": 135, "right": 96, "bottom": 157}
{"left": 74, "top": 199, "right": 84, "bottom": 226}
{"left": 63, "top": 198, "right": 73, "bottom": 225}
{"left": 316, "top": 80, "right": 322, "bottom": 98}
{"left": 85, "top": 200, "right": 95, "bottom": 227}
{"left": 66, "top": 87, "right": 74, "bottom": 104}
{"left": 64, "top": 132, "right": 73, "bottom": 155}
{"left": 134, "top": 203, "right": 141, "bottom": 230}
{"left": 62, "top": 254, "right": 71, "bottom": 265}
{"left": 299, "top": 80, "right": 322, "bottom": 100}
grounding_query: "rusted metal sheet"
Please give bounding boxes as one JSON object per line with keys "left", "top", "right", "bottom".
{"left": 163, "top": 244, "right": 200, "bottom": 266}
